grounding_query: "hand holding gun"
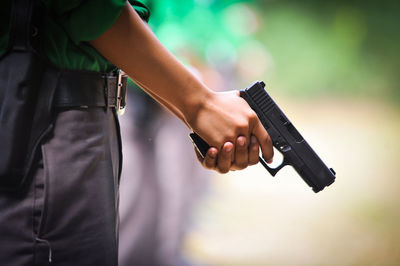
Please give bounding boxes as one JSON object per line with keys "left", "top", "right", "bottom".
{"left": 190, "top": 81, "right": 336, "bottom": 193}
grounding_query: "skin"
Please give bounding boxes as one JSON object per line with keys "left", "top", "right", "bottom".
{"left": 89, "top": 2, "right": 273, "bottom": 173}
{"left": 198, "top": 135, "right": 263, "bottom": 173}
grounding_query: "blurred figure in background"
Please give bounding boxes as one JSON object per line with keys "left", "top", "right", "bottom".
{"left": 116, "top": 1, "right": 211, "bottom": 265}
{"left": 118, "top": 83, "right": 210, "bottom": 266}
{"left": 118, "top": 1, "right": 265, "bottom": 265}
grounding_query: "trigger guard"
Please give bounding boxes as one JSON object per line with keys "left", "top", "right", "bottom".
{"left": 259, "top": 155, "right": 289, "bottom": 176}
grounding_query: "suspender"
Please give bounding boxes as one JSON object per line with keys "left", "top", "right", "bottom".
{"left": 7, "top": 0, "right": 36, "bottom": 52}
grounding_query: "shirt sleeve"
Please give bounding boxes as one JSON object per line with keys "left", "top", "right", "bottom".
{"left": 130, "top": 1, "right": 150, "bottom": 22}
{"left": 54, "top": 0, "right": 150, "bottom": 45}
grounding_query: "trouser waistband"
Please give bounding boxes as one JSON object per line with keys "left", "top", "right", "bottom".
{"left": 53, "top": 69, "right": 128, "bottom": 114}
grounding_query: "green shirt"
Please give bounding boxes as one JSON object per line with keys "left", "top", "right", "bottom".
{"left": 0, "top": 0, "right": 150, "bottom": 73}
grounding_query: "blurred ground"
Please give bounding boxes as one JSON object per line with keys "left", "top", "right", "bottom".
{"left": 183, "top": 96, "right": 400, "bottom": 266}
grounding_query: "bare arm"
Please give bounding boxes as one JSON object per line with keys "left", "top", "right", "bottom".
{"left": 90, "top": 3, "right": 206, "bottom": 125}
{"left": 90, "top": 2, "right": 273, "bottom": 171}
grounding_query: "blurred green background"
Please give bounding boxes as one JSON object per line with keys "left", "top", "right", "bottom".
{"left": 144, "top": 0, "right": 400, "bottom": 101}
{"left": 140, "top": 0, "right": 400, "bottom": 265}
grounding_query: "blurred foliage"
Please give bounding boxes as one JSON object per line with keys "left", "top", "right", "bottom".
{"left": 140, "top": 0, "right": 400, "bottom": 102}
{"left": 256, "top": 0, "right": 400, "bottom": 101}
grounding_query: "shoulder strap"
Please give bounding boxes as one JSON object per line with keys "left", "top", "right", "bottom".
{"left": 7, "top": 0, "right": 36, "bottom": 51}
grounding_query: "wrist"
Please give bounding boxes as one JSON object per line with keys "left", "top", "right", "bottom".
{"left": 182, "top": 82, "right": 215, "bottom": 130}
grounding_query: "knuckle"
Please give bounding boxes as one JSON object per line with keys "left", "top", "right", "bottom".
{"left": 249, "top": 110, "right": 258, "bottom": 121}
{"left": 238, "top": 122, "right": 248, "bottom": 132}
{"left": 224, "top": 133, "right": 236, "bottom": 144}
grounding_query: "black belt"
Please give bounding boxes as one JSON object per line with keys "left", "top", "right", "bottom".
{"left": 53, "top": 69, "right": 128, "bottom": 114}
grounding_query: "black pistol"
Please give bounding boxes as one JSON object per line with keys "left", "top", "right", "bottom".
{"left": 190, "top": 81, "right": 336, "bottom": 193}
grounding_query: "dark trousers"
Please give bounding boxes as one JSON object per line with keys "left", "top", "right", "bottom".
{"left": 0, "top": 107, "right": 122, "bottom": 265}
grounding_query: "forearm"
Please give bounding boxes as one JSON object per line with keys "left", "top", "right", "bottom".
{"left": 130, "top": 76, "right": 187, "bottom": 124}
{"left": 90, "top": 2, "right": 210, "bottom": 127}
{"left": 89, "top": 1, "right": 274, "bottom": 166}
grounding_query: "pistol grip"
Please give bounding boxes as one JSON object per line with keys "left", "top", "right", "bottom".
{"left": 189, "top": 132, "right": 209, "bottom": 158}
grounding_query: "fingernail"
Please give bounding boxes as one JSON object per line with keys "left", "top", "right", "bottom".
{"left": 251, "top": 136, "right": 257, "bottom": 144}
{"left": 224, "top": 144, "right": 233, "bottom": 152}
{"left": 267, "top": 158, "right": 273, "bottom": 164}
{"left": 238, "top": 137, "right": 245, "bottom": 146}
{"left": 209, "top": 148, "right": 217, "bottom": 158}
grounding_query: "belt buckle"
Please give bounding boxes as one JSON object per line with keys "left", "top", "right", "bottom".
{"left": 116, "top": 71, "right": 128, "bottom": 115}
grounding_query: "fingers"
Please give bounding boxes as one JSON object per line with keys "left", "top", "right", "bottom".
{"left": 203, "top": 147, "right": 218, "bottom": 169}
{"left": 252, "top": 120, "right": 273, "bottom": 163}
{"left": 194, "top": 146, "right": 218, "bottom": 170}
{"left": 196, "top": 125, "right": 273, "bottom": 173}
{"left": 198, "top": 136, "right": 261, "bottom": 172}
{"left": 248, "top": 135, "right": 260, "bottom": 165}
{"left": 196, "top": 143, "right": 234, "bottom": 173}
{"left": 230, "top": 135, "right": 260, "bottom": 170}
{"left": 216, "top": 142, "right": 234, "bottom": 173}
{"left": 232, "top": 136, "right": 248, "bottom": 170}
